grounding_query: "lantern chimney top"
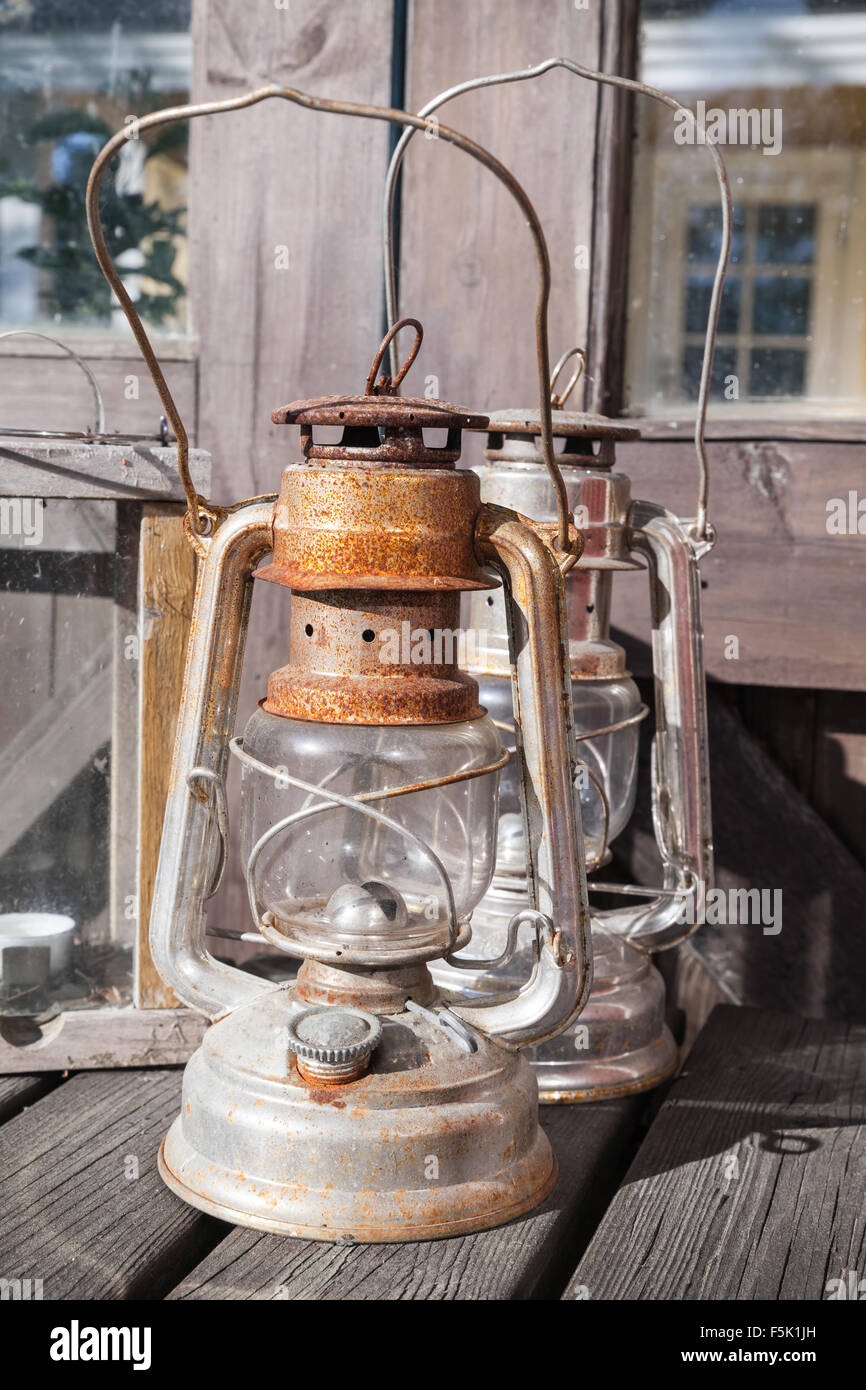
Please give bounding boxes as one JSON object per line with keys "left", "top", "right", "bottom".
{"left": 271, "top": 318, "right": 487, "bottom": 467}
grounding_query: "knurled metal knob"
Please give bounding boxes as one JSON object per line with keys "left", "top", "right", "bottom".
{"left": 286, "top": 1006, "right": 382, "bottom": 1086}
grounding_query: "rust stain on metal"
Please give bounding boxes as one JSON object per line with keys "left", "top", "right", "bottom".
{"left": 250, "top": 335, "right": 505, "bottom": 724}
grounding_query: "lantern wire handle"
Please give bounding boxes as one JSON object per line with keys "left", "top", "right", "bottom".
{"left": 85, "top": 86, "right": 575, "bottom": 555}
{"left": 365, "top": 316, "right": 423, "bottom": 395}
{"left": 382, "top": 58, "right": 733, "bottom": 544}
{"left": 549, "top": 346, "right": 586, "bottom": 409}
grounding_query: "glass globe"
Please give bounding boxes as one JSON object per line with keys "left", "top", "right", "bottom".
{"left": 479, "top": 672, "right": 640, "bottom": 871}
{"left": 239, "top": 707, "right": 502, "bottom": 958}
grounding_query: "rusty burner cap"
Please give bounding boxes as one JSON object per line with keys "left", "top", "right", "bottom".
{"left": 286, "top": 1005, "right": 382, "bottom": 1086}
{"left": 271, "top": 318, "right": 487, "bottom": 467}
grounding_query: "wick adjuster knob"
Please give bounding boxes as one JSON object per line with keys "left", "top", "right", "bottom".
{"left": 286, "top": 1006, "right": 382, "bottom": 1086}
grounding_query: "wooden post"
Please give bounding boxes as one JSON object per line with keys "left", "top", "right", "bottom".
{"left": 136, "top": 506, "right": 196, "bottom": 1008}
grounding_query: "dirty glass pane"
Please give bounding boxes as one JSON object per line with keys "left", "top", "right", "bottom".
{"left": 627, "top": 0, "right": 866, "bottom": 415}
{"left": 0, "top": 0, "right": 192, "bottom": 334}
{"left": 755, "top": 203, "right": 816, "bottom": 264}
{"left": 750, "top": 345, "right": 807, "bottom": 395}
{"left": 752, "top": 275, "right": 812, "bottom": 335}
{"left": 0, "top": 498, "right": 138, "bottom": 1016}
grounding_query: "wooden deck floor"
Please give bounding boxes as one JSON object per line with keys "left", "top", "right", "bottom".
{"left": 0, "top": 1006, "right": 862, "bottom": 1300}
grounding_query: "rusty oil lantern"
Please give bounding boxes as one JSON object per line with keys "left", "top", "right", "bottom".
{"left": 85, "top": 88, "right": 595, "bottom": 1239}
{"left": 384, "top": 60, "right": 728, "bottom": 1103}
{"left": 147, "top": 321, "right": 590, "bottom": 1239}
{"left": 431, "top": 361, "right": 713, "bottom": 1102}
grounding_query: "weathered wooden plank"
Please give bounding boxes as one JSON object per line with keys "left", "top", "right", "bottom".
{"left": 167, "top": 1099, "right": 645, "bottom": 1301}
{"left": 0, "top": 353, "right": 197, "bottom": 444}
{"left": 735, "top": 686, "right": 819, "bottom": 798}
{"left": 190, "top": 0, "right": 395, "bottom": 937}
{"left": 662, "top": 941, "right": 734, "bottom": 1062}
{"left": 0, "top": 1073, "right": 55, "bottom": 1125}
{"left": 612, "top": 439, "right": 866, "bottom": 688}
{"left": 614, "top": 694, "right": 866, "bottom": 1021}
{"left": 0, "top": 444, "right": 211, "bottom": 500}
{"left": 0, "top": 1069, "right": 220, "bottom": 1298}
{"left": 136, "top": 506, "right": 197, "bottom": 1009}
{"left": 0, "top": 1007, "right": 208, "bottom": 1074}
{"left": 565, "top": 1006, "right": 866, "bottom": 1300}
{"left": 812, "top": 690, "right": 866, "bottom": 869}
{"left": 400, "top": 0, "right": 603, "bottom": 455}
{"left": 630, "top": 415, "right": 866, "bottom": 442}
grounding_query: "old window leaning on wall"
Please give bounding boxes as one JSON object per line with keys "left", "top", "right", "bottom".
{"left": 0, "top": 2, "right": 193, "bottom": 1030}
{"left": 627, "top": 0, "right": 866, "bottom": 418}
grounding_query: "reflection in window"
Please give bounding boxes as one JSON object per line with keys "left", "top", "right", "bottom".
{"left": 679, "top": 200, "right": 815, "bottom": 399}
{"left": 627, "top": 0, "right": 866, "bottom": 414}
{"left": 0, "top": 0, "right": 192, "bottom": 333}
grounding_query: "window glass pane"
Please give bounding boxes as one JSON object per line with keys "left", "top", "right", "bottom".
{"left": 0, "top": 498, "right": 138, "bottom": 1016}
{"left": 627, "top": 1, "right": 866, "bottom": 415}
{"left": 749, "top": 346, "right": 807, "bottom": 396}
{"left": 755, "top": 203, "right": 817, "bottom": 265}
{"left": 685, "top": 273, "right": 742, "bottom": 333}
{"left": 682, "top": 343, "right": 738, "bottom": 400}
{"left": 0, "top": 0, "right": 192, "bottom": 335}
{"left": 686, "top": 202, "right": 746, "bottom": 265}
{"left": 752, "top": 275, "right": 812, "bottom": 335}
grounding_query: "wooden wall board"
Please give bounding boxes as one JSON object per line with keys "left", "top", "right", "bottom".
{"left": 0, "top": 353, "right": 197, "bottom": 443}
{"left": 611, "top": 439, "right": 866, "bottom": 689}
{"left": 399, "top": 0, "right": 603, "bottom": 467}
{"left": 613, "top": 693, "right": 866, "bottom": 1022}
{"left": 190, "top": 0, "right": 398, "bottom": 933}
{"left": 812, "top": 690, "right": 866, "bottom": 868}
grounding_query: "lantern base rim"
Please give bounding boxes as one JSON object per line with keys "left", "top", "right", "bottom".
{"left": 158, "top": 1129, "right": 556, "bottom": 1243}
{"left": 535, "top": 1028, "right": 679, "bottom": 1104}
{"left": 157, "top": 984, "right": 557, "bottom": 1243}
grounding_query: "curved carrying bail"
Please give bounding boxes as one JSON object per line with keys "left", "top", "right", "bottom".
{"left": 382, "top": 56, "right": 733, "bottom": 545}
{"left": 85, "top": 84, "right": 578, "bottom": 562}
